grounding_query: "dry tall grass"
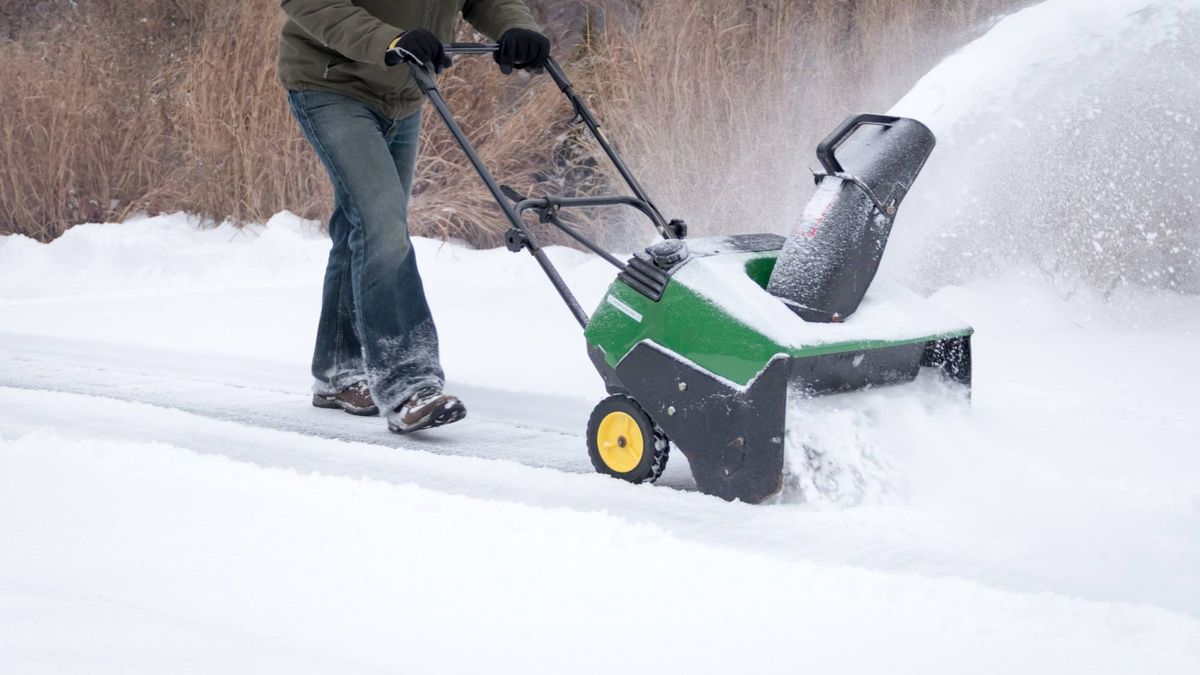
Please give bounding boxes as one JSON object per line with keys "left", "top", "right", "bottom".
{"left": 0, "top": 0, "right": 1021, "bottom": 245}
{"left": 172, "top": 0, "right": 328, "bottom": 223}
{"left": 579, "top": 0, "right": 1017, "bottom": 237}
{"left": 0, "top": 0, "right": 183, "bottom": 240}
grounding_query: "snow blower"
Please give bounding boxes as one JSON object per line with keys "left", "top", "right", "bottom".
{"left": 409, "top": 45, "right": 973, "bottom": 503}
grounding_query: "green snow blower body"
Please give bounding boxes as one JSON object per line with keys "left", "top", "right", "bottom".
{"left": 583, "top": 238, "right": 971, "bottom": 503}
{"left": 409, "top": 45, "right": 973, "bottom": 504}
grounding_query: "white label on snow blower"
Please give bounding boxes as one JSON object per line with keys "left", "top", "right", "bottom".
{"left": 606, "top": 295, "right": 643, "bottom": 323}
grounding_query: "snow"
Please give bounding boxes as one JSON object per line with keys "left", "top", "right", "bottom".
{"left": 0, "top": 212, "right": 612, "bottom": 401}
{"left": 675, "top": 251, "right": 970, "bottom": 349}
{"left": 886, "top": 0, "right": 1200, "bottom": 292}
{"left": 3, "top": 0, "right": 1200, "bottom": 669}
{"left": 3, "top": 428, "right": 1196, "bottom": 674}
{"left": 890, "top": 0, "right": 1188, "bottom": 137}
{"left": 783, "top": 372, "right": 968, "bottom": 506}
{"left": 2, "top": 213, "right": 1198, "bottom": 672}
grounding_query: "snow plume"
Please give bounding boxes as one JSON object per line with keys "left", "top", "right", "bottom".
{"left": 887, "top": 0, "right": 1200, "bottom": 294}
{"left": 782, "top": 373, "right": 971, "bottom": 506}
{"left": 778, "top": 0, "right": 1200, "bottom": 503}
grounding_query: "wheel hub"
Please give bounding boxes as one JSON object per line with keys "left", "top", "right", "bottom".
{"left": 596, "top": 412, "right": 644, "bottom": 474}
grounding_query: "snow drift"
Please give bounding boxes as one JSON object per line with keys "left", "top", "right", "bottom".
{"left": 888, "top": 0, "right": 1200, "bottom": 293}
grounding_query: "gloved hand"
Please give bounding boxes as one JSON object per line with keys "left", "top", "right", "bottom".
{"left": 385, "top": 29, "right": 452, "bottom": 73}
{"left": 495, "top": 28, "right": 550, "bottom": 74}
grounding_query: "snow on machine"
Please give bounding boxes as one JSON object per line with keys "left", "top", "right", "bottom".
{"left": 407, "top": 44, "right": 973, "bottom": 503}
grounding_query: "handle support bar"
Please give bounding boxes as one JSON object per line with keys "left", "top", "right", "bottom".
{"left": 405, "top": 44, "right": 677, "bottom": 328}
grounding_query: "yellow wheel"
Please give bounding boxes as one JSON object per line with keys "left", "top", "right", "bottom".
{"left": 586, "top": 395, "right": 669, "bottom": 484}
{"left": 596, "top": 411, "right": 645, "bottom": 473}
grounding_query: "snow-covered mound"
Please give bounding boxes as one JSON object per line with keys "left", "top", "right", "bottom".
{"left": 888, "top": 0, "right": 1200, "bottom": 293}
{"left": 676, "top": 250, "right": 969, "bottom": 349}
{"left": 0, "top": 212, "right": 613, "bottom": 400}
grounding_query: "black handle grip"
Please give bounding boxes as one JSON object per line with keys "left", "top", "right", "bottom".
{"left": 816, "top": 113, "right": 901, "bottom": 175}
{"left": 400, "top": 44, "right": 496, "bottom": 78}
{"left": 444, "top": 43, "right": 499, "bottom": 55}
{"left": 404, "top": 43, "right": 530, "bottom": 88}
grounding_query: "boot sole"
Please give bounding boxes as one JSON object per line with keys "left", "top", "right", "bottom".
{"left": 388, "top": 400, "right": 467, "bottom": 434}
{"left": 312, "top": 394, "right": 380, "bottom": 417}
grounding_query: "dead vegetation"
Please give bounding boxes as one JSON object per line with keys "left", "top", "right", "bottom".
{"left": 0, "top": 0, "right": 1018, "bottom": 244}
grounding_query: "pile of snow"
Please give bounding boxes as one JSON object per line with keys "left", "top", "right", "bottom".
{"left": 888, "top": 0, "right": 1200, "bottom": 293}
{"left": 0, "top": 212, "right": 326, "bottom": 298}
{"left": 783, "top": 372, "right": 970, "bottom": 506}
{"left": 0, "top": 212, "right": 613, "bottom": 401}
{"left": 677, "top": 251, "right": 969, "bottom": 351}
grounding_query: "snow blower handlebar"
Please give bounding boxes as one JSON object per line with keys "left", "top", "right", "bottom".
{"left": 406, "top": 43, "right": 679, "bottom": 328}
{"left": 429, "top": 45, "right": 667, "bottom": 229}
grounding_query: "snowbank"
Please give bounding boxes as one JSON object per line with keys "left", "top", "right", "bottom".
{"left": 890, "top": 0, "right": 1188, "bottom": 138}
{"left": 885, "top": 0, "right": 1200, "bottom": 292}
{"left": 0, "top": 212, "right": 612, "bottom": 400}
{"left": 3, "top": 428, "right": 1197, "bottom": 674}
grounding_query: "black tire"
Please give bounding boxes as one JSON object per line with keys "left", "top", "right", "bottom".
{"left": 586, "top": 395, "right": 670, "bottom": 484}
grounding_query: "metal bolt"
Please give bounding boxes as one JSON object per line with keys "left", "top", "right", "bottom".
{"left": 678, "top": 382, "right": 688, "bottom": 392}
{"left": 667, "top": 406, "right": 676, "bottom": 416}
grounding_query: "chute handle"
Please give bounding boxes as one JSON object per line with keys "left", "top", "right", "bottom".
{"left": 816, "top": 113, "right": 901, "bottom": 175}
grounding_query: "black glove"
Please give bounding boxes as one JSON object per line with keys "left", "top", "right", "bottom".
{"left": 495, "top": 28, "right": 550, "bottom": 74}
{"left": 385, "top": 29, "right": 451, "bottom": 73}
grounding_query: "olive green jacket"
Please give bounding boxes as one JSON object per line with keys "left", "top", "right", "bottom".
{"left": 278, "top": 0, "right": 540, "bottom": 119}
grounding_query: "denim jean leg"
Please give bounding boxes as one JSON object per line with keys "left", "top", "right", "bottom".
{"left": 310, "top": 193, "right": 366, "bottom": 394}
{"left": 349, "top": 110, "right": 445, "bottom": 410}
{"left": 289, "top": 89, "right": 444, "bottom": 412}
{"left": 386, "top": 111, "right": 421, "bottom": 195}
{"left": 364, "top": 110, "right": 445, "bottom": 404}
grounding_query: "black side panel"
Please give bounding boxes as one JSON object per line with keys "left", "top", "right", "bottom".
{"left": 588, "top": 344, "right": 627, "bottom": 395}
{"left": 598, "top": 338, "right": 966, "bottom": 504}
{"left": 790, "top": 342, "right": 926, "bottom": 396}
{"left": 614, "top": 344, "right": 789, "bottom": 504}
{"left": 921, "top": 335, "right": 973, "bottom": 388}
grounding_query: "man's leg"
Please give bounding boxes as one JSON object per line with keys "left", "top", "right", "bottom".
{"left": 289, "top": 89, "right": 445, "bottom": 415}
{"left": 364, "top": 110, "right": 447, "bottom": 405}
{"left": 373, "top": 109, "right": 465, "bottom": 434}
{"left": 308, "top": 193, "right": 367, "bottom": 394}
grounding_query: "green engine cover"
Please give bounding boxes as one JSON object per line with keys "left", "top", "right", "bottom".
{"left": 585, "top": 238, "right": 972, "bottom": 388}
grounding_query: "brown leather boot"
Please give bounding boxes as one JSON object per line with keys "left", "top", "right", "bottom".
{"left": 312, "top": 381, "right": 379, "bottom": 416}
{"left": 386, "top": 388, "right": 466, "bottom": 434}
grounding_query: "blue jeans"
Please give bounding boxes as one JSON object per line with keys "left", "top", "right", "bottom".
{"left": 288, "top": 89, "right": 444, "bottom": 412}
